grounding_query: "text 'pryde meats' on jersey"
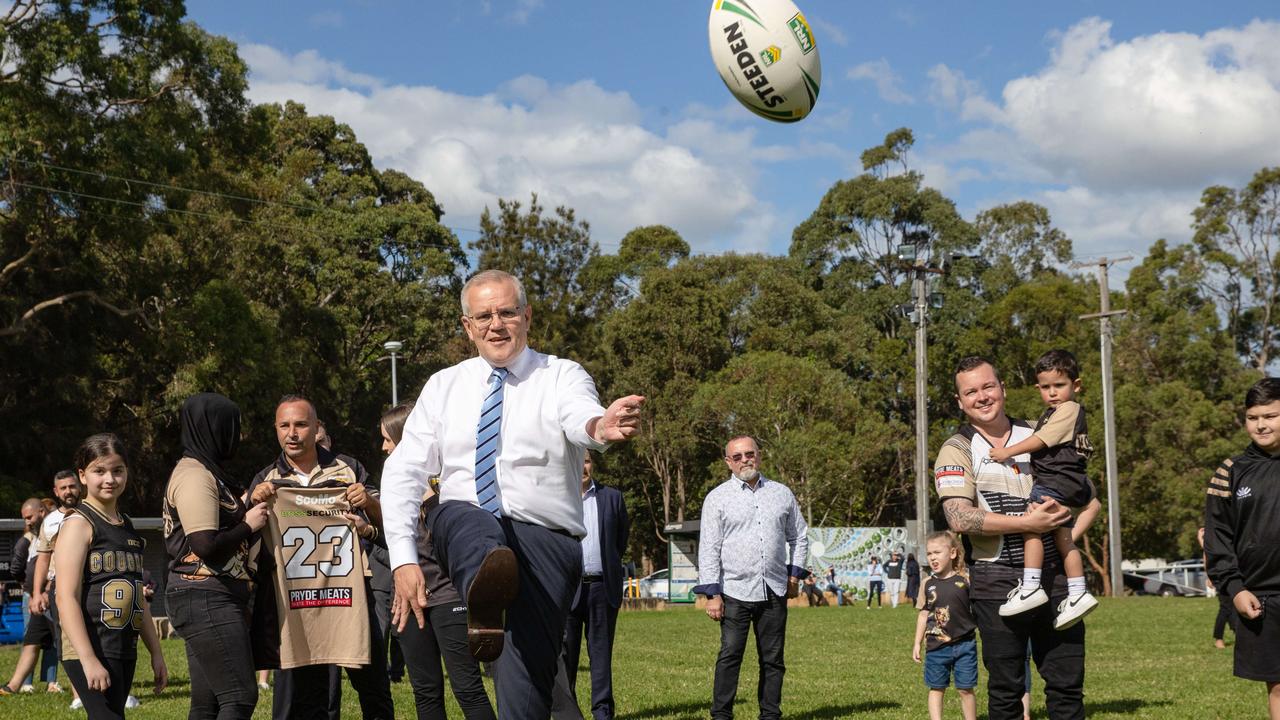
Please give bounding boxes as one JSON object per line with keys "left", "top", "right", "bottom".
{"left": 265, "top": 487, "right": 370, "bottom": 669}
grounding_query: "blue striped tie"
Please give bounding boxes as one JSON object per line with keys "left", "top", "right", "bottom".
{"left": 475, "top": 367, "right": 508, "bottom": 516}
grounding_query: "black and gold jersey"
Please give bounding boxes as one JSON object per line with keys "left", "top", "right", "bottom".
{"left": 917, "top": 572, "right": 976, "bottom": 650}
{"left": 163, "top": 457, "right": 252, "bottom": 599}
{"left": 1030, "top": 400, "right": 1095, "bottom": 508}
{"left": 65, "top": 502, "right": 146, "bottom": 661}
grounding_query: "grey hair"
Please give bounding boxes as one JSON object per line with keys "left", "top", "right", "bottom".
{"left": 461, "top": 270, "right": 527, "bottom": 315}
{"left": 724, "top": 435, "right": 758, "bottom": 456}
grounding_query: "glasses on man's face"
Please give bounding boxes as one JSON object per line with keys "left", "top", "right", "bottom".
{"left": 727, "top": 450, "right": 758, "bottom": 463}
{"left": 466, "top": 306, "right": 524, "bottom": 329}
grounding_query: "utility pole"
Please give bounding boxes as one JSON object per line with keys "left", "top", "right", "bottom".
{"left": 899, "top": 233, "right": 945, "bottom": 557}
{"left": 1073, "top": 256, "right": 1130, "bottom": 597}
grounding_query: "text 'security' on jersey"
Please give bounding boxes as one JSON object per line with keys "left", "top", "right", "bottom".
{"left": 265, "top": 487, "right": 370, "bottom": 669}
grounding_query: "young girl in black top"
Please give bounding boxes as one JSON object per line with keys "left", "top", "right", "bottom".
{"left": 56, "top": 433, "right": 167, "bottom": 718}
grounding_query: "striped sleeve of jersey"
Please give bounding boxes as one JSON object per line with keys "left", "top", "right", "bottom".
{"left": 1206, "top": 458, "right": 1232, "bottom": 498}
{"left": 1203, "top": 456, "right": 1243, "bottom": 598}
{"left": 934, "top": 436, "right": 974, "bottom": 499}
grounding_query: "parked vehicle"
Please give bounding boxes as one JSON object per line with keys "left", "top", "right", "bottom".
{"left": 637, "top": 569, "right": 670, "bottom": 600}
{"left": 1123, "top": 559, "right": 1207, "bottom": 597}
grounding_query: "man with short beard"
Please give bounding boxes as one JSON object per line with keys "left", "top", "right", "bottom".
{"left": 694, "top": 436, "right": 808, "bottom": 720}
{"left": 29, "top": 470, "right": 83, "bottom": 700}
{"left": 30, "top": 471, "right": 81, "bottom": 617}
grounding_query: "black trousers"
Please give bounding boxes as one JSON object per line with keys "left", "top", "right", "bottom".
{"left": 431, "top": 501, "right": 582, "bottom": 720}
{"left": 64, "top": 656, "right": 135, "bottom": 720}
{"left": 973, "top": 598, "right": 1085, "bottom": 720}
{"left": 397, "top": 600, "right": 495, "bottom": 720}
{"left": 167, "top": 586, "right": 258, "bottom": 720}
{"left": 1214, "top": 594, "right": 1236, "bottom": 640}
{"left": 712, "top": 591, "right": 788, "bottom": 720}
{"left": 271, "top": 579, "right": 394, "bottom": 720}
{"left": 867, "top": 580, "right": 883, "bottom": 607}
{"left": 562, "top": 579, "right": 619, "bottom": 720}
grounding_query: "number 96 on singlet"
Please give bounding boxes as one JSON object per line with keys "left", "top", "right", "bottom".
{"left": 282, "top": 523, "right": 357, "bottom": 609}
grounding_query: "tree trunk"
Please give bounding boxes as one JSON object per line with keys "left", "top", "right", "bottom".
{"left": 1080, "top": 531, "right": 1113, "bottom": 597}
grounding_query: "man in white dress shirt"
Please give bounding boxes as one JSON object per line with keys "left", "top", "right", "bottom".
{"left": 694, "top": 436, "right": 808, "bottom": 720}
{"left": 382, "top": 269, "right": 644, "bottom": 720}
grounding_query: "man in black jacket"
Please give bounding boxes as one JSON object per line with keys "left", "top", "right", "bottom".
{"left": 561, "top": 455, "right": 629, "bottom": 720}
{"left": 1205, "top": 377, "right": 1280, "bottom": 720}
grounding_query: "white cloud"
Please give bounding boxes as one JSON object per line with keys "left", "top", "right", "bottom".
{"left": 1033, "top": 185, "right": 1199, "bottom": 262}
{"left": 242, "top": 44, "right": 380, "bottom": 89}
{"left": 240, "top": 46, "right": 778, "bottom": 251}
{"left": 997, "top": 17, "right": 1280, "bottom": 190}
{"left": 925, "top": 64, "right": 1002, "bottom": 123}
{"left": 847, "top": 59, "right": 914, "bottom": 104}
{"left": 808, "top": 16, "right": 848, "bottom": 48}
{"left": 922, "top": 17, "right": 1280, "bottom": 268}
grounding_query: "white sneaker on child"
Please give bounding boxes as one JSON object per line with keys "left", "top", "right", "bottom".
{"left": 998, "top": 581, "right": 1048, "bottom": 616}
{"left": 1054, "top": 592, "right": 1098, "bottom": 630}
{"left": 125, "top": 695, "right": 140, "bottom": 708}
{"left": 18, "top": 684, "right": 33, "bottom": 693}
{"left": 70, "top": 697, "right": 83, "bottom": 710}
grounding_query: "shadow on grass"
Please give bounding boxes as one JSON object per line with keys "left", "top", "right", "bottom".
{"left": 617, "top": 701, "right": 708, "bottom": 719}
{"left": 1086, "top": 698, "right": 1173, "bottom": 715}
{"left": 618, "top": 699, "right": 901, "bottom": 720}
{"left": 1029, "top": 698, "right": 1173, "bottom": 718}
{"left": 793, "top": 700, "right": 902, "bottom": 718}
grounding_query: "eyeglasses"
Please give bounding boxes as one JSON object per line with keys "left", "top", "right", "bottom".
{"left": 466, "top": 306, "right": 525, "bottom": 329}
{"left": 727, "top": 451, "right": 758, "bottom": 462}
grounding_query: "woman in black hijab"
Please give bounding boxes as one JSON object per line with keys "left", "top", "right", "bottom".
{"left": 162, "top": 393, "right": 268, "bottom": 720}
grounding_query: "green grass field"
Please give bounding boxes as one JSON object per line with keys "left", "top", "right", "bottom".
{"left": 0, "top": 597, "right": 1257, "bottom": 718}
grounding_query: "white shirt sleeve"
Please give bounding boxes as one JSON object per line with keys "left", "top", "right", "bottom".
{"left": 557, "top": 360, "right": 609, "bottom": 451}
{"left": 382, "top": 378, "right": 444, "bottom": 570}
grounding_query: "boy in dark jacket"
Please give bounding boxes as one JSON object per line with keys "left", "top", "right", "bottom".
{"left": 1205, "top": 377, "right": 1280, "bottom": 719}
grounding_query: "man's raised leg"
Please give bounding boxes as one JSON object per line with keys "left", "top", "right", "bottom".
{"left": 492, "top": 520, "right": 582, "bottom": 720}
{"left": 430, "top": 501, "right": 519, "bottom": 661}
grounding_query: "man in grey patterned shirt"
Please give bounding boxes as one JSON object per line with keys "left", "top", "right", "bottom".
{"left": 694, "top": 436, "right": 809, "bottom": 720}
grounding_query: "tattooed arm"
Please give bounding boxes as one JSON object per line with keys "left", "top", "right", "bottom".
{"left": 941, "top": 496, "right": 1070, "bottom": 536}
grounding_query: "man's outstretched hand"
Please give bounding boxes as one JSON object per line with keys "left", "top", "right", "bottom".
{"left": 590, "top": 395, "right": 646, "bottom": 443}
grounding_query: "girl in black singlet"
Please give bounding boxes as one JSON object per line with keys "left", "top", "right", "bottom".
{"left": 55, "top": 433, "right": 168, "bottom": 719}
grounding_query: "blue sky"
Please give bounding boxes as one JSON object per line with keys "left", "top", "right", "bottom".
{"left": 187, "top": 1, "right": 1280, "bottom": 272}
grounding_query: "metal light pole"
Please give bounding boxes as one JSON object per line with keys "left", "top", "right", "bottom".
{"left": 898, "top": 233, "right": 944, "bottom": 557}
{"left": 913, "top": 266, "right": 930, "bottom": 555}
{"left": 384, "top": 340, "right": 403, "bottom": 405}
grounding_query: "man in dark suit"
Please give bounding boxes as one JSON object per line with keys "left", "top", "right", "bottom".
{"left": 561, "top": 454, "right": 629, "bottom": 720}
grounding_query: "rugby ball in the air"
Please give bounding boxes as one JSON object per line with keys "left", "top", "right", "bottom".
{"left": 707, "top": 0, "right": 821, "bottom": 122}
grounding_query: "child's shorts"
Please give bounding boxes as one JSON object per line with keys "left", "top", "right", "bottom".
{"left": 925, "top": 636, "right": 978, "bottom": 690}
{"left": 1029, "top": 484, "right": 1081, "bottom": 527}
{"left": 1236, "top": 594, "right": 1280, "bottom": 682}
